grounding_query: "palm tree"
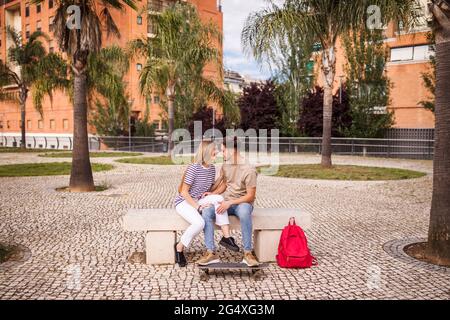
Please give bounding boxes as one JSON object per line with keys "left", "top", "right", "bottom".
{"left": 427, "top": 0, "right": 450, "bottom": 265}
{"left": 88, "top": 46, "right": 131, "bottom": 136}
{"left": 0, "top": 27, "right": 67, "bottom": 149}
{"left": 32, "top": 0, "right": 137, "bottom": 192}
{"left": 242, "top": 0, "right": 417, "bottom": 167}
{"left": 129, "top": 2, "right": 225, "bottom": 152}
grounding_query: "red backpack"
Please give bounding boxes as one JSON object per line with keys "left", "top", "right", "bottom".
{"left": 276, "top": 217, "right": 317, "bottom": 268}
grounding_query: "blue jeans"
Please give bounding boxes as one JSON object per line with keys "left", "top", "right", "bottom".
{"left": 202, "top": 203, "right": 254, "bottom": 252}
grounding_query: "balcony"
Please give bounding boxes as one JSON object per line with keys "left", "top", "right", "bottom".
{"left": 147, "top": 0, "right": 176, "bottom": 14}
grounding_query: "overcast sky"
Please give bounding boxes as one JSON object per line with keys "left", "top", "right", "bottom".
{"left": 222, "top": 0, "right": 272, "bottom": 80}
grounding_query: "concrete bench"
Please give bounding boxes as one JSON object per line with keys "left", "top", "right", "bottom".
{"left": 123, "top": 208, "right": 311, "bottom": 265}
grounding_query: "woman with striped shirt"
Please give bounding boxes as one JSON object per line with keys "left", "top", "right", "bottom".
{"left": 174, "top": 140, "right": 239, "bottom": 267}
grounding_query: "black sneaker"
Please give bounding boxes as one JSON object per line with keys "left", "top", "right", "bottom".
{"left": 219, "top": 237, "right": 240, "bottom": 252}
{"left": 174, "top": 243, "right": 187, "bottom": 267}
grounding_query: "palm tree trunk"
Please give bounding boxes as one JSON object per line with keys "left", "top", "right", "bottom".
{"left": 321, "top": 46, "right": 336, "bottom": 168}
{"left": 69, "top": 67, "right": 95, "bottom": 192}
{"left": 427, "top": 37, "right": 450, "bottom": 265}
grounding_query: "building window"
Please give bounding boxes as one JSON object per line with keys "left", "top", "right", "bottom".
{"left": 390, "top": 45, "right": 433, "bottom": 62}
{"left": 49, "top": 40, "right": 54, "bottom": 53}
{"left": 63, "top": 119, "right": 69, "bottom": 130}
{"left": 37, "top": 3, "right": 41, "bottom": 14}
{"left": 38, "top": 120, "right": 44, "bottom": 129}
{"left": 0, "top": 121, "right": 3, "bottom": 129}
{"left": 37, "top": 20, "right": 42, "bottom": 32}
{"left": 137, "top": 16, "right": 143, "bottom": 25}
{"left": 25, "top": 4, "right": 30, "bottom": 17}
{"left": 49, "top": 16, "right": 55, "bottom": 30}
{"left": 153, "top": 95, "right": 160, "bottom": 104}
{"left": 6, "top": 121, "right": 10, "bottom": 129}
{"left": 49, "top": 0, "right": 54, "bottom": 9}
{"left": 50, "top": 119, "right": 56, "bottom": 130}
{"left": 27, "top": 120, "right": 32, "bottom": 129}
{"left": 25, "top": 25, "right": 30, "bottom": 39}
{"left": 136, "top": 63, "right": 142, "bottom": 71}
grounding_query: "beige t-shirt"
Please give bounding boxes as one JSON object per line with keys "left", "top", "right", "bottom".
{"left": 221, "top": 164, "right": 257, "bottom": 203}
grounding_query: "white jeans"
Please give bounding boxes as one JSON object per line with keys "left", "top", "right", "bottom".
{"left": 175, "top": 200, "right": 205, "bottom": 248}
{"left": 198, "top": 194, "right": 229, "bottom": 226}
{"left": 175, "top": 195, "right": 229, "bottom": 248}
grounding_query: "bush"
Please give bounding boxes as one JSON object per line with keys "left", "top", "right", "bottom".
{"left": 238, "top": 81, "right": 280, "bottom": 134}
{"left": 297, "top": 86, "right": 352, "bottom": 137}
{"left": 188, "top": 106, "right": 227, "bottom": 137}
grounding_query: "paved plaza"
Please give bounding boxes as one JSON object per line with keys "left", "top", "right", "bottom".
{"left": 0, "top": 152, "right": 449, "bottom": 300}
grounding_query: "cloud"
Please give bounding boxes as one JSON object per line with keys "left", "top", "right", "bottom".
{"left": 222, "top": 0, "right": 272, "bottom": 80}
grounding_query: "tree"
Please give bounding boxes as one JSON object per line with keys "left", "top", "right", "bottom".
{"left": 420, "top": 32, "right": 436, "bottom": 113}
{"left": 34, "top": 0, "right": 138, "bottom": 192}
{"left": 242, "top": 0, "right": 417, "bottom": 167}
{"left": 342, "top": 29, "right": 395, "bottom": 138}
{"left": 242, "top": 16, "right": 314, "bottom": 137}
{"left": 0, "top": 27, "right": 67, "bottom": 149}
{"left": 427, "top": 0, "right": 450, "bottom": 265}
{"left": 133, "top": 106, "right": 155, "bottom": 137}
{"left": 129, "top": 2, "right": 225, "bottom": 152}
{"left": 188, "top": 106, "right": 226, "bottom": 137}
{"left": 89, "top": 46, "right": 132, "bottom": 136}
{"left": 297, "top": 86, "right": 352, "bottom": 137}
{"left": 238, "top": 81, "right": 280, "bottom": 133}
{"left": 221, "top": 90, "right": 241, "bottom": 129}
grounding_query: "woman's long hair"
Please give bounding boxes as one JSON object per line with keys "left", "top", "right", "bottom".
{"left": 178, "top": 140, "right": 215, "bottom": 193}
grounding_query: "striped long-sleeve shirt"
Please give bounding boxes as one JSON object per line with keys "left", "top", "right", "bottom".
{"left": 174, "top": 163, "right": 216, "bottom": 207}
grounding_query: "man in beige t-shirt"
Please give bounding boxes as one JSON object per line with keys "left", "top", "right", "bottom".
{"left": 198, "top": 137, "right": 259, "bottom": 267}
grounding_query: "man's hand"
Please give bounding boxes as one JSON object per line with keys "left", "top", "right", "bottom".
{"left": 216, "top": 201, "right": 232, "bottom": 214}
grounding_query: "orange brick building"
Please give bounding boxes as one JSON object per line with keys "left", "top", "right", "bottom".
{"left": 0, "top": 0, "right": 223, "bottom": 144}
{"left": 330, "top": 1, "right": 435, "bottom": 129}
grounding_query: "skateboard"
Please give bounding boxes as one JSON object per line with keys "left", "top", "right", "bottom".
{"left": 198, "top": 262, "right": 269, "bottom": 281}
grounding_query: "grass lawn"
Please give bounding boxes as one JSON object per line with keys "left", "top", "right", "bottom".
{"left": 0, "top": 147, "right": 63, "bottom": 153}
{"left": 39, "top": 151, "right": 143, "bottom": 158}
{"left": 258, "top": 164, "right": 426, "bottom": 181}
{"left": 115, "top": 156, "right": 192, "bottom": 165}
{"left": 0, "top": 162, "right": 114, "bottom": 177}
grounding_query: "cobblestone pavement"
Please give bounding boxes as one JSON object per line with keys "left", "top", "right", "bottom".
{"left": 0, "top": 152, "right": 449, "bottom": 300}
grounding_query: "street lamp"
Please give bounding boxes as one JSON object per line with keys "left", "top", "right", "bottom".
{"left": 128, "top": 99, "right": 135, "bottom": 151}
{"left": 0, "top": 112, "right": 4, "bottom": 147}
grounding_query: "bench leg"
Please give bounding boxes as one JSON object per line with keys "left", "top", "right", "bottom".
{"left": 254, "top": 230, "right": 282, "bottom": 263}
{"left": 145, "top": 231, "right": 176, "bottom": 265}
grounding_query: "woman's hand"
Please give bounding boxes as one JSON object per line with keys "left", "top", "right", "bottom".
{"left": 197, "top": 203, "right": 213, "bottom": 212}
{"left": 201, "top": 192, "right": 213, "bottom": 198}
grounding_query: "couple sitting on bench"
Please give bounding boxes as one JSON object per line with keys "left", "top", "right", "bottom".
{"left": 174, "top": 136, "right": 260, "bottom": 268}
